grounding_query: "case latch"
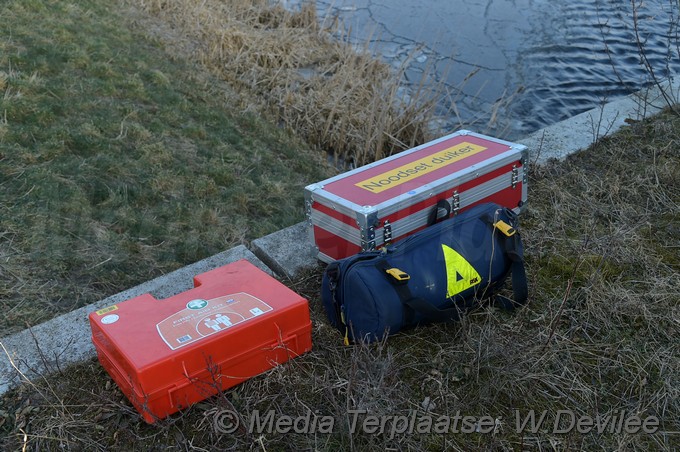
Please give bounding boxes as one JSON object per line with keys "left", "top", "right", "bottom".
{"left": 511, "top": 165, "right": 519, "bottom": 189}
{"left": 383, "top": 220, "right": 392, "bottom": 246}
{"left": 451, "top": 191, "right": 460, "bottom": 215}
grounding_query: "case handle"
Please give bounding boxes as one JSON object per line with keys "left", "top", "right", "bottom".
{"left": 427, "top": 199, "right": 452, "bottom": 226}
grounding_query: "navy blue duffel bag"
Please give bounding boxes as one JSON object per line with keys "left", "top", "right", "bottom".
{"left": 321, "top": 203, "right": 528, "bottom": 344}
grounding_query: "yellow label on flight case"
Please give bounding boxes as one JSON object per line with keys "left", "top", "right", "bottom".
{"left": 442, "top": 244, "right": 481, "bottom": 297}
{"left": 355, "top": 142, "right": 487, "bottom": 193}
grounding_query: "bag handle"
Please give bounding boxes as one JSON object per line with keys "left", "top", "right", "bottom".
{"left": 380, "top": 213, "right": 528, "bottom": 322}
{"left": 402, "top": 294, "right": 462, "bottom": 322}
{"left": 378, "top": 262, "right": 461, "bottom": 324}
{"left": 427, "top": 199, "right": 451, "bottom": 226}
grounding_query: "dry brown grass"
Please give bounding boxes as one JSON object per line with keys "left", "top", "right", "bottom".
{"left": 130, "top": 0, "right": 444, "bottom": 165}
{"left": 2, "top": 111, "right": 678, "bottom": 450}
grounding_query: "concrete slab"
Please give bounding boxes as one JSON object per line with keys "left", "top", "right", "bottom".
{"left": 519, "top": 80, "right": 680, "bottom": 164}
{"left": 250, "top": 221, "right": 320, "bottom": 280}
{"left": 0, "top": 245, "right": 271, "bottom": 396}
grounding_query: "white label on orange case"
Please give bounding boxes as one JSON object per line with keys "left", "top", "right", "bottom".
{"left": 156, "top": 293, "right": 273, "bottom": 350}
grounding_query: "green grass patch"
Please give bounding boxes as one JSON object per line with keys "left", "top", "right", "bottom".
{"left": 0, "top": 0, "right": 332, "bottom": 335}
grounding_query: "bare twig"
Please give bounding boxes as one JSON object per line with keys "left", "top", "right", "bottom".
{"left": 631, "top": 0, "right": 679, "bottom": 114}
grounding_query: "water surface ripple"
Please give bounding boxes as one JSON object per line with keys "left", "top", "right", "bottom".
{"left": 288, "top": 0, "right": 680, "bottom": 139}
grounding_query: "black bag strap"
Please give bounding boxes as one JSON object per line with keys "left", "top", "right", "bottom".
{"left": 427, "top": 199, "right": 452, "bottom": 226}
{"left": 481, "top": 210, "right": 529, "bottom": 310}
{"left": 403, "top": 294, "right": 462, "bottom": 322}
{"left": 377, "top": 262, "right": 462, "bottom": 324}
{"left": 325, "top": 262, "right": 351, "bottom": 345}
{"left": 491, "top": 232, "right": 528, "bottom": 310}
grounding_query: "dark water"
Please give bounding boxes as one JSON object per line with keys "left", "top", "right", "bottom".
{"left": 286, "top": 0, "right": 680, "bottom": 139}
{"left": 512, "top": 0, "right": 679, "bottom": 137}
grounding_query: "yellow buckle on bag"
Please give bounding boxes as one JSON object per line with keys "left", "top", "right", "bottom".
{"left": 340, "top": 311, "right": 350, "bottom": 346}
{"left": 493, "top": 220, "right": 516, "bottom": 237}
{"left": 385, "top": 268, "right": 410, "bottom": 282}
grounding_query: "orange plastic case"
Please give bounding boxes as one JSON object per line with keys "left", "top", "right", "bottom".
{"left": 89, "top": 260, "right": 312, "bottom": 423}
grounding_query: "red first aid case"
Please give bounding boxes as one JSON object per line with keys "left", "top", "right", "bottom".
{"left": 304, "top": 130, "right": 528, "bottom": 262}
{"left": 89, "top": 260, "right": 312, "bottom": 423}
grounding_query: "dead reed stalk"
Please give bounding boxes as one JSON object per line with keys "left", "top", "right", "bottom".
{"left": 131, "top": 0, "right": 441, "bottom": 165}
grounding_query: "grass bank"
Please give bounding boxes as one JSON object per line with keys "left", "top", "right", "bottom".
{"left": 2, "top": 111, "right": 678, "bottom": 450}
{"left": 0, "top": 0, "right": 332, "bottom": 336}
{"left": 131, "top": 0, "right": 444, "bottom": 166}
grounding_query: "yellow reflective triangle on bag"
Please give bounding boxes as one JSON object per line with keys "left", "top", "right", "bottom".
{"left": 442, "top": 244, "right": 481, "bottom": 297}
